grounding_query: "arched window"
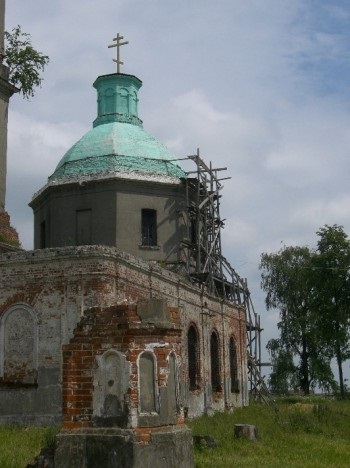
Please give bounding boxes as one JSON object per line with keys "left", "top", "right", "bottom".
{"left": 210, "top": 330, "right": 221, "bottom": 392}
{"left": 229, "top": 337, "right": 239, "bottom": 393}
{"left": 0, "top": 304, "right": 38, "bottom": 385}
{"left": 139, "top": 352, "right": 157, "bottom": 413}
{"left": 104, "top": 87, "right": 115, "bottom": 114}
{"left": 187, "top": 325, "right": 199, "bottom": 391}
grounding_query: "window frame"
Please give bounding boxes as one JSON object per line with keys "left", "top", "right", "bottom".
{"left": 210, "top": 329, "right": 222, "bottom": 393}
{"left": 187, "top": 324, "right": 200, "bottom": 391}
{"left": 141, "top": 208, "right": 157, "bottom": 247}
{"left": 229, "top": 336, "right": 240, "bottom": 393}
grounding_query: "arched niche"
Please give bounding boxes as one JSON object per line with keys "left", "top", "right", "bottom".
{"left": 0, "top": 303, "right": 38, "bottom": 385}
{"left": 138, "top": 351, "right": 158, "bottom": 413}
{"left": 92, "top": 349, "right": 129, "bottom": 426}
{"left": 104, "top": 87, "right": 115, "bottom": 114}
{"left": 118, "top": 87, "right": 129, "bottom": 114}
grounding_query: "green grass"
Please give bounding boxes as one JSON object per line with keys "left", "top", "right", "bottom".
{"left": 188, "top": 397, "right": 350, "bottom": 467}
{"left": 1, "top": 400, "right": 350, "bottom": 467}
{"left": 0, "top": 426, "right": 58, "bottom": 468}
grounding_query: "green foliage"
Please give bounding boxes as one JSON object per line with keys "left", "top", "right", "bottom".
{"left": 42, "top": 426, "right": 59, "bottom": 449}
{"left": 266, "top": 338, "right": 297, "bottom": 394}
{"left": 260, "top": 244, "right": 333, "bottom": 394}
{"left": 0, "top": 233, "right": 19, "bottom": 246}
{"left": 260, "top": 225, "right": 350, "bottom": 396}
{"left": 313, "top": 225, "right": 350, "bottom": 398}
{"left": 4, "top": 25, "right": 49, "bottom": 99}
{"left": 188, "top": 399, "right": 350, "bottom": 467}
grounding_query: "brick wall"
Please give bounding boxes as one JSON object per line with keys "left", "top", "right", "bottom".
{"left": 0, "top": 211, "right": 20, "bottom": 248}
{"left": 0, "top": 245, "right": 248, "bottom": 423}
{"left": 61, "top": 302, "right": 183, "bottom": 430}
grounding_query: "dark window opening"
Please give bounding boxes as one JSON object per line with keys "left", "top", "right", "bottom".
{"left": 40, "top": 221, "right": 46, "bottom": 249}
{"left": 188, "top": 325, "right": 199, "bottom": 391}
{"left": 141, "top": 209, "right": 157, "bottom": 246}
{"left": 210, "top": 331, "right": 221, "bottom": 392}
{"left": 229, "top": 337, "right": 239, "bottom": 393}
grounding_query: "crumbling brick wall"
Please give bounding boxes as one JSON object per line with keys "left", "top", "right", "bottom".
{"left": 61, "top": 301, "right": 183, "bottom": 430}
{"left": 0, "top": 246, "right": 248, "bottom": 424}
{"left": 0, "top": 211, "right": 20, "bottom": 249}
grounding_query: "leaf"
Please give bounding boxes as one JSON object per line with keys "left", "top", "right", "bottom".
{"left": 4, "top": 25, "right": 49, "bottom": 99}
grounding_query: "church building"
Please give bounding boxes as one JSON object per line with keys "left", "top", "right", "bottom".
{"left": 0, "top": 28, "right": 249, "bottom": 448}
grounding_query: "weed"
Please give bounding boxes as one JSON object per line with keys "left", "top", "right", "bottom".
{"left": 0, "top": 426, "right": 59, "bottom": 467}
{"left": 42, "top": 426, "right": 59, "bottom": 449}
{"left": 188, "top": 399, "right": 350, "bottom": 467}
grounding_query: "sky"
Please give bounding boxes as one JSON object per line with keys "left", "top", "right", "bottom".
{"left": 5, "top": 0, "right": 350, "bottom": 382}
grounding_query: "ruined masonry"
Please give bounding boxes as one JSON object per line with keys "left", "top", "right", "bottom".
{"left": 0, "top": 29, "right": 249, "bottom": 468}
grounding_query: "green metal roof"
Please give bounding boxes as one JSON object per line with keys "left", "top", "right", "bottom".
{"left": 49, "top": 73, "right": 186, "bottom": 181}
{"left": 51, "top": 121, "right": 185, "bottom": 180}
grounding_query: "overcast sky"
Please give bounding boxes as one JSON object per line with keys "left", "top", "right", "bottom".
{"left": 5, "top": 1, "right": 350, "bottom": 377}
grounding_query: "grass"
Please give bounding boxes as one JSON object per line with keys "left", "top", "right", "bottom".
{"left": 0, "top": 426, "right": 58, "bottom": 468}
{"left": 1, "top": 399, "right": 349, "bottom": 467}
{"left": 188, "top": 397, "right": 350, "bottom": 467}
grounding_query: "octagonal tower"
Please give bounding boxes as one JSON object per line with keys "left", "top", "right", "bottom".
{"left": 30, "top": 71, "right": 188, "bottom": 265}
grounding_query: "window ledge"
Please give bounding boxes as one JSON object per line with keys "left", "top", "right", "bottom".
{"left": 139, "top": 245, "right": 160, "bottom": 251}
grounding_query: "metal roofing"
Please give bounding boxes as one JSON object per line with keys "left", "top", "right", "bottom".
{"left": 50, "top": 122, "right": 186, "bottom": 180}
{"left": 49, "top": 72, "right": 186, "bottom": 182}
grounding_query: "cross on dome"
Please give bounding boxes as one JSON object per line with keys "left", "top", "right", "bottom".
{"left": 108, "top": 33, "right": 129, "bottom": 73}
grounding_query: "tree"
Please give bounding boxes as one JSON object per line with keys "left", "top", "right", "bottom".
{"left": 313, "top": 225, "right": 350, "bottom": 398}
{"left": 4, "top": 25, "right": 49, "bottom": 99}
{"left": 266, "top": 338, "right": 297, "bottom": 394}
{"left": 260, "top": 245, "right": 335, "bottom": 394}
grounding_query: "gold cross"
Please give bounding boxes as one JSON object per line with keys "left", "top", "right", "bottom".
{"left": 108, "top": 33, "right": 129, "bottom": 73}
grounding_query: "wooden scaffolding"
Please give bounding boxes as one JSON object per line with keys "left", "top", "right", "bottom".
{"left": 180, "top": 149, "right": 269, "bottom": 400}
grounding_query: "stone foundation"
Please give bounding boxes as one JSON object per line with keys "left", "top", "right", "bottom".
{"left": 55, "top": 427, "right": 193, "bottom": 468}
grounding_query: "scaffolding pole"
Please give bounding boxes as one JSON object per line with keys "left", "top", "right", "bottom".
{"left": 181, "top": 149, "right": 271, "bottom": 402}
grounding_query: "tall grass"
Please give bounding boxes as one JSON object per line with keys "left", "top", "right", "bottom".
{"left": 0, "top": 426, "right": 57, "bottom": 468}
{"left": 1, "top": 399, "right": 349, "bottom": 467}
{"left": 188, "top": 397, "right": 350, "bottom": 467}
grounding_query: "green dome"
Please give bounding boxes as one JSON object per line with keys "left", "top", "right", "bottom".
{"left": 50, "top": 121, "right": 185, "bottom": 180}
{"left": 49, "top": 73, "right": 186, "bottom": 181}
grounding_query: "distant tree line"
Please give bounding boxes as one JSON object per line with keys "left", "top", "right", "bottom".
{"left": 260, "top": 224, "right": 350, "bottom": 398}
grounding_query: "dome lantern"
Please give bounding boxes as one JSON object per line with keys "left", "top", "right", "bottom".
{"left": 93, "top": 73, "right": 143, "bottom": 128}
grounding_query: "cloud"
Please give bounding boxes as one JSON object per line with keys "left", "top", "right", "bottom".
{"left": 8, "top": 111, "right": 85, "bottom": 182}
{"left": 5, "top": 0, "right": 350, "bottom": 374}
{"left": 289, "top": 195, "right": 350, "bottom": 230}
